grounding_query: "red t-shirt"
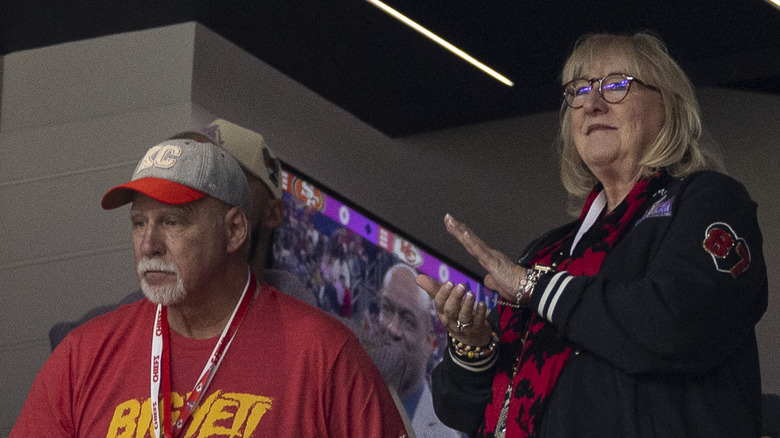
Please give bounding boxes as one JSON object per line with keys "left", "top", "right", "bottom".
{"left": 13, "top": 283, "right": 408, "bottom": 437}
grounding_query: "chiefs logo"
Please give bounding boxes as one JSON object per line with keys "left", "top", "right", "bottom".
{"left": 394, "top": 237, "right": 423, "bottom": 267}
{"left": 376, "top": 228, "right": 423, "bottom": 267}
{"left": 702, "top": 222, "right": 750, "bottom": 278}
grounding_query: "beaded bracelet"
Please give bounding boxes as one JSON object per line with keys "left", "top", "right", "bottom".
{"left": 450, "top": 331, "right": 499, "bottom": 361}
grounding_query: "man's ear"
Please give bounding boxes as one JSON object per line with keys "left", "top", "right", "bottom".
{"left": 262, "top": 198, "right": 284, "bottom": 230}
{"left": 225, "top": 206, "right": 249, "bottom": 254}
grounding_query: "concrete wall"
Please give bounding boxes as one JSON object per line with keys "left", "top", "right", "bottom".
{"left": 1, "top": 22, "right": 777, "bottom": 435}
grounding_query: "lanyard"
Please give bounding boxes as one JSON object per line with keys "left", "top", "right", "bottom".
{"left": 150, "top": 271, "right": 257, "bottom": 438}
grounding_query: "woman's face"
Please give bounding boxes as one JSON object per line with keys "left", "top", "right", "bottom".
{"left": 570, "top": 54, "right": 665, "bottom": 179}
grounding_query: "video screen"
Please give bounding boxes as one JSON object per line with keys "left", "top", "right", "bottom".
{"left": 270, "top": 164, "right": 494, "bottom": 435}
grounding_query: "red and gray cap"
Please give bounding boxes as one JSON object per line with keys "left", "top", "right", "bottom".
{"left": 101, "top": 138, "right": 251, "bottom": 212}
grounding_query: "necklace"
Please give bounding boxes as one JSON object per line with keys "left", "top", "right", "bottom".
{"left": 494, "top": 317, "right": 534, "bottom": 438}
{"left": 497, "top": 298, "right": 521, "bottom": 308}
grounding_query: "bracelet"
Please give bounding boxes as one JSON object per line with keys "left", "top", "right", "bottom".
{"left": 450, "top": 331, "right": 499, "bottom": 360}
{"left": 515, "top": 264, "right": 555, "bottom": 306}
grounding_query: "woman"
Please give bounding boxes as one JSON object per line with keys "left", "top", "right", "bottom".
{"left": 417, "top": 32, "right": 768, "bottom": 437}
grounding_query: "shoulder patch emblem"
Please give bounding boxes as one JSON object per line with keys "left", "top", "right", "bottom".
{"left": 635, "top": 194, "right": 674, "bottom": 227}
{"left": 702, "top": 222, "right": 751, "bottom": 278}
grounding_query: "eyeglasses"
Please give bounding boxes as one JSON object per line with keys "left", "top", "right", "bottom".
{"left": 562, "top": 73, "right": 659, "bottom": 108}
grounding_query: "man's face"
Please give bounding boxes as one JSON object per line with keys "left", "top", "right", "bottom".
{"left": 131, "top": 194, "right": 229, "bottom": 305}
{"left": 378, "top": 267, "right": 434, "bottom": 396}
{"left": 246, "top": 176, "right": 272, "bottom": 228}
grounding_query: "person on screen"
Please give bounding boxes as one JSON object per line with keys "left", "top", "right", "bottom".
{"left": 377, "top": 263, "right": 462, "bottom": 438}
{"left": 15, "top": 126, "right": 408, "bottom": 437}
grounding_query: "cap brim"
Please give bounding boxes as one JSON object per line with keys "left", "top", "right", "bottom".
{"left": 101, "top": 177, "right": 206, "bottom": 209}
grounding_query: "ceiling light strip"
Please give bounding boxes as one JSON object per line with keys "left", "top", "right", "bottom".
{"left": 366, "top": 0, "right": 514, "bottom": 86}
{"left": 766, "top": 0, "right": 780, "bottom": 10}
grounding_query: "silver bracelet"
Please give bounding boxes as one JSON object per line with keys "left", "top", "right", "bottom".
{"left": 515, "top": 264, "right": 555, "bottom": 306}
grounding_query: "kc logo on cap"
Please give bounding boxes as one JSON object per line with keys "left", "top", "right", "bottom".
{"left": 138, "top": 144, "right": 182, "bottom": 171}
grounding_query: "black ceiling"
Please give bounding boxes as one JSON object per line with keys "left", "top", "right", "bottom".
{"left": 2, "top": 1, "right": 780, "bottom": 137}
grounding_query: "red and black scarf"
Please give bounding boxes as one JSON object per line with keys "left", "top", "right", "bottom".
{"left": 479, "top": 171, "right": 668, "bottom": 437}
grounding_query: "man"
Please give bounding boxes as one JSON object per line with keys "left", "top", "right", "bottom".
{"left": 47, "top": 119, "right": 316, "bottom": 351}
{"left": 13, "top": 133, "right": 407, "bottom": 437}
{"left": 376, "top": 263, "right": 462, "bottom": 438}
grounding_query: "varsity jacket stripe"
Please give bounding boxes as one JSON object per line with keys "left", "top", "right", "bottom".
{"left": 535, "top": 272, "right": 573, "bottom": 323}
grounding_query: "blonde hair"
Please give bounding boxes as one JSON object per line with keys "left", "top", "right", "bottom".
{"left": 558, "top": 32, "right": 724, "bottom": 202}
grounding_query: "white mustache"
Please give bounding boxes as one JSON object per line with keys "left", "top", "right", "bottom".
{"left": 137, "top": 258, "right": 180, "bottom": 276}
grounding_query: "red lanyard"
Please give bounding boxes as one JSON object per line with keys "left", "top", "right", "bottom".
{"left": 150, "top": 271, "right": 257, "bottom": 438}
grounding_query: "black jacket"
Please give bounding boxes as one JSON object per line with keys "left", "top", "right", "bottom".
{"left": 432, "top": 171, "right": 768, "bottom": 437}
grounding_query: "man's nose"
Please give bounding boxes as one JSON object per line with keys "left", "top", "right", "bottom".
{"left": 138, "top": 223, "right": 165, "bottom": 257}
{"left": 383, "top": 313, "right": 403, "bottom": 338}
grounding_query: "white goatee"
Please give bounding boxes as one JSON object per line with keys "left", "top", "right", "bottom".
{"left": 137, "top": 258, "right": 187, "bottom": 305}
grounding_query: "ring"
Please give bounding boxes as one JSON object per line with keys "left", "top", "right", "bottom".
{"left": 456, "top": 320, "right": 471, "bottom": 332}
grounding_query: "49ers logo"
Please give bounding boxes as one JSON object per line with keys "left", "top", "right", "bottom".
{"left": 702, "top": 222, "right": 750, "bottom": 278}
{"left": 292, "top": 178, "right": 324, "bottom": 211}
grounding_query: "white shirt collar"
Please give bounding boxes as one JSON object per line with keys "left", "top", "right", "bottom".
{"left": 570, "top": 190, "right": 607, "bottom": 256}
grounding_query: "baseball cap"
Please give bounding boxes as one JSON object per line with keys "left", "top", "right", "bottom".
{"left": 101, "top": 138, "right": 251, "bottom": 212}
{"left": 203, "top": 119, "right": 283, "bottom": 199}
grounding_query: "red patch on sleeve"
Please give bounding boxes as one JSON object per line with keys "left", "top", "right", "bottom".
{"left": 703, "top": 223, "right": 751, "bottom": 278}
